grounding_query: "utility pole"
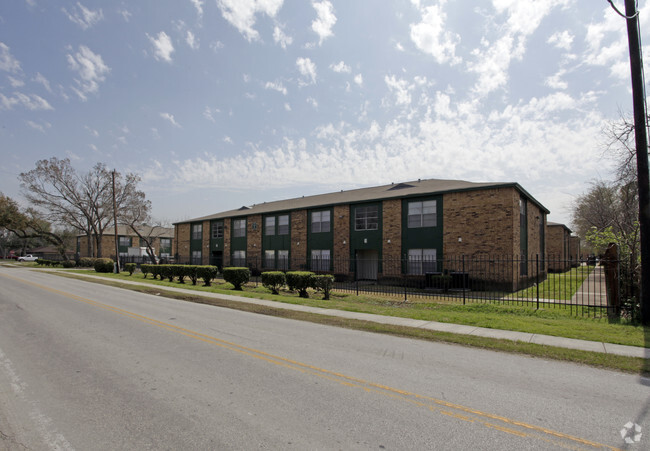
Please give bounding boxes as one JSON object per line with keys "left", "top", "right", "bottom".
{"left": 112, "top": 170, "right": 120, "bottom": 274}
{"left": 623, "top": 0, "right": 650, "bottom": 324}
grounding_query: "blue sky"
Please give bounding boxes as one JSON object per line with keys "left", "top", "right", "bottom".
{"left": 0, "top": 0, "right": 646, "bottom": 227}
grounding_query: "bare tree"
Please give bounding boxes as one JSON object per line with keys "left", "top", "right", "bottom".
{"left": 19, "top": 158, "right": 150, "bottom": 258}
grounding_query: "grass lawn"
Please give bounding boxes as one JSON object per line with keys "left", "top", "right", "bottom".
{"left": 513, "top": 266, "right": 594, "bottom": 301}
{"left": 60, "top": 268, "right": 647, "bottom": 349}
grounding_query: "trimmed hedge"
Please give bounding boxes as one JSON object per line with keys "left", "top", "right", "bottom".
{"left": 197, "top": 266, "right": 218, "bottom": 286}
{"left": 78, "top": 257, "right": 97, "bottom": 268}
{"left": 311, "top": 274, "right": 335, "bottom": 300}
{"left": 261, "top": 271, "right": 286, "bottom": 295}
{"left": 286, "top": 271, "right": 315, "bottom": 298}
{"left": 223, "top": 267, "right": 250, "bottom": 290}
{"left": 62, "top": 260, "right": 76, "bottom": 268}
{"left": 124, "top": 263, "right": 136, "bottom": 275}
{"left": 94, "top": 258, "right": 114, "bottom": 273}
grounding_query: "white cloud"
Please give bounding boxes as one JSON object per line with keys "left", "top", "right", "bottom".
{"left": 330, "top": 60, "right": 350, "bottom": 73}
{"left": 190, "top": 0, "right": 204, "bottom": 19}
{"left": 210, "top": 40, "right": 225, "bottom": 52}
{"left": 203, "top": 106, "right": 220, "bottom": 122}
{"left": 26, "top": 120, "right": 51, "bottom": 133}
{"left": 467, "top": 1, "right": 568, "bottom": 97}
{"left": 186, "top": 30, "right": 199, "bottom": 49}
{"left": 0, "top": 42, "right": 21, "bottom": 73}
{"left": 160, "top": 112, "right": 181, "bottom": 128}
{"left": 62, "top": 2, "right": 104, "bottom": 30}
{"left": 410, "top": 2, "right": 460, "bottom": 65}
{"left": 306, "top": 97, "right": 318, "bottom": 108}
{"left": 395, "top": 42, "right": 405, "bottom": 52}
{"left": 264, "top": 80, "right": 287, "bottom": 95}
{"left": 547, "top": 30, "right": 573, "bottom": 51}
{"left": 216, "top": 0, "right": 284, "bottom": 42}
{"left": 583, "top": 9, "right": 629, "bottom": 80}
{"left": 273, "top": 25, "right": 293, "bottom": 49}
{"left": 33, "top": 72, "right": 52, "bottom": 92}
{"left": 223, "top": 136, "right": 233, "bottom": 144}
{"left": 0, "top": 92, "right": 53, "bottom": 110}
{"left": 66, "top": 45, "right": 110, "bottom": 101}
{"left": 545, "top": 69, "right": 567, "bottom": 90}
{"left": 384, "top": 75, "right": 413, "bottom": 106}
{"left": 354, "top": 73, "right": 363, "bottom": 86}
{"left": 118, "top": 9, "right": 132, "bottom": 22}
{"left": 296, "top": 57, "right": 317, "bottom": 85}
{"left": 147, "top": 31, "right": 175, "bottom": 63}
{"left": 85, "top": 125, "right": 99, "bottom": 137}
{"left": 8, "top": 76, "right": 24, "bottom": 87}
{"left": 284, "top": 102, "right": 291, "bottom": 111}
{"left": 311, "top": 1, "right": 336, "bottom": 45}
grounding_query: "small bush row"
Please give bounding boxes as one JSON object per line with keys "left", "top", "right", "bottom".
{"left": 140, "top": 264, "right": 219, "bottom": 286}
{"left": 94, "top": 258, "right": 115, "bottom": 273}
{"left": 262, "top": 271, "right": 334, "bottom": 299}
{"left": 35, "top": 259, "right": 76, "bottom": 268}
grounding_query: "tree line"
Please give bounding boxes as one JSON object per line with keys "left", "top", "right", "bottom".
{"left": 1, "top": 157, "right": 165, "bottom": 262}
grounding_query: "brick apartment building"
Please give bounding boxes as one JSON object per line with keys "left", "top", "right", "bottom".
{"left": 547, "top": 222, "right": 573, "bottom": 272}
{"left": 77, "top": 226, "right": 174, "bottom": 259}
{"left": 174, "top": 179, "right": 549, "bottom": 288}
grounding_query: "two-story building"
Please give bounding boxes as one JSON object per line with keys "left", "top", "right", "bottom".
{"left": 174, "top": 178, "right": 549, "bottom": 290}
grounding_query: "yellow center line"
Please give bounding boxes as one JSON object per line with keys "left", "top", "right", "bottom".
{"left": 1, "top": 272, "right": 621, "bottom": 450}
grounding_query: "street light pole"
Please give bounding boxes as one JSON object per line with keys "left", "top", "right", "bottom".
{"left": 112, "top": 170, "right": 120, "bottom": 274}
{"left": 623, "top": 0, "right": 650, "bottom": 324}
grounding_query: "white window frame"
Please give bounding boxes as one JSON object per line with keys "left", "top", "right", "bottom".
{"left": 311, "top": 249, "right": 331, "bottom": 272}
{"left": 278, "top": 215, "right": 289, "bottom": 235}
{"left": 264, "top": 250, "right": 275, "bottom": 268}
{"left": 191, "top": 224, "right": 202, "bottom": 240}
{"left": 233, "top": 219, "right": 246, "bottom": 238}
{"left": 265, "top": 217, "right": 275, "bottom": 236}
{"left": 277, "top": 250, "right": 289, "bottom": 271}
{"left": 311, "top": 210, "right": 331, "bottom": 233}
{"left": 191, "top": 250, "right": 202, "bottom": 265}
{"left": 407, "top": 249, "right": 437, "bottom": 275}
{"left": 407, "top": 200, "right": 437, "bottom": 228}
{"left": 119, "top": 236, "right": 131, "bottom": 247}
{"left": 211, "top": 221, "right": 224, "bottom": 239}
{"left": 355, "top": 206, "right": 378, "bottom": 231}
{"left": 232, "top": 250, "right": 246, "bottom": 267}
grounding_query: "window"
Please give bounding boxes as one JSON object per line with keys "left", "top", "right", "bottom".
{"left": 160, "top": 238, "right": 171, "bottom": 257}
{"left": 265, "top": 217, "right": 276, "bottom": 236}
{"left": 407, "top": 249, "right": 437, "bottom": 275}
{"left": 233, "top": 219, "right": 246, "bottom": 238}
{"left": 278, "top": 250, "right": 289, "bottom": 270}
{"left": 232, "top": 250, "right": 246, "bottom": 266}
{"left": 311, "top": 210, "right": 330, "bottom": 233}
{"left": 278, "top": 215, "right": 289, "bottom": 235}
{"left": 355, "top": 206, "right": 378, "bottom": 231}
{"left": 265, "top": 250, "right": 275, "bottom": 268}
{"left": 191, "top": 250, "right": 202, "bottom": 265}
{"left": 191, "top": 224, "right": 202, "bottom": 240}
{"left": 119, "top": 236, "right": 131, "bottom": 247}
{"left": 211, "top": 221, "right": 223, "bottom": 239}
{"left": 311, "top": 249, "right": 330, "bottom": 272}
{"left": 408, "top": 200, "right": 437, "bottom": 228}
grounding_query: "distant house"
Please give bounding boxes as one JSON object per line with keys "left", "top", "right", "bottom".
{"left": 77, "top": 226, "right": 174, "bottom": 259}
{"left": 173, "top": 178, "right": 550, "bottom": 290}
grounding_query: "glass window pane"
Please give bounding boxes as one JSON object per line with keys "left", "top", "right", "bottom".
{"left": 278, "top": 215, "right": 289, "bottom": 235}
{"left": 265, "top": 217, "right": 275, "bottom": 236}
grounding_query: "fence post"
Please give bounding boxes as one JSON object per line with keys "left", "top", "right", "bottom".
{"left": 536, "top": 254, "right": 539, "bottom": 310}
{"left": 462, "top": 255, "right": 466, "bottom": 305}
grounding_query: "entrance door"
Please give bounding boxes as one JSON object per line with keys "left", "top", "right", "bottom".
{"left": 356, "top": 250, "right": 378, "bottom": 280}
{"left": 211, "top": 251, "right": 223, "bottom": 268}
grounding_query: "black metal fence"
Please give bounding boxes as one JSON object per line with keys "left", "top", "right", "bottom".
{"left": 167, "top": 254, "right": 626, "bottom": 317}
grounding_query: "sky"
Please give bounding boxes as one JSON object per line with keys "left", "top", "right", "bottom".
{"left": 0, "top": 0, "right": 647, "bottom": 228}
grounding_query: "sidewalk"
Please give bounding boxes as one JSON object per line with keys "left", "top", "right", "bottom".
{"left": 71, "top": 271, "right": 650, "bottom": 359}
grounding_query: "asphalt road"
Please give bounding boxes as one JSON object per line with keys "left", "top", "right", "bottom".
{"left": 0, "top": 265, "right": 648, "bottom": 450}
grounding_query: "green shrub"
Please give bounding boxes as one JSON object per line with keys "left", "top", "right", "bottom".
{"left": 151, "top": 265, "right": 162, "bottom": 280}
{"left": 311, "top": 274, "right": 335, "bottom": 300}
{"left": 78, "top": 257, "right": 97, "bottom": 268}
{"left": 159, "top": 265, "right": 175, "bottom": 282}
{"left": 286, "top": 271, "right": 314, "bottom": 298}
{"left": 62, "top": 260, "right": 76, "bottom": 268}
{"left": 174, "top": 265, "right": 187, "bottom": 284}
{"left": 141, "top": 264, "right": 151, "bottom": 278}
{"left": 261, "top": 271, "right": 286, "bottom": 295}
{"left": 94, "top": 258, "right": 114, "bottom": 273}
{"left": 185, "top": 265, "right": 199, "bottom": 285}
{"left": 197, "top": 266, "right": 218, "bottom": 286}
{"left": 124, "top": 263, "right": 136, "bottom": 275}
{"left": 223, "top": 267, "right": 250, "bottom": 290}
{"left": 36, "top": 259, "right": 47, "bottom": 266}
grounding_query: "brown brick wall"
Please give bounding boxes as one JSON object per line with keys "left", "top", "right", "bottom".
{"left": 442, "top": 187, "right": 518, "bottom": 257}
{"left": 201, "top": 221, "right": 210, "bottom": 265}
{"left": 291, "top": 210, "right": 307, "bottom": 269}
{"left": 175, "top": 223, "right": 191, "bottom": 262}
{"left": 547, "top": 224, "right": 571, "bottom": 272}
{"left": 223, "top": 219, "right": 231, "bottom": 266}
{"left": 570, "top": 236, "right": 580, "bottom": 262}
{"left": 247, "top": 215, "right": 262, "bottom": 264}
{"left": 382, "top": 199, "right": 402, "bottom": 276}
{"left": 333, "top": 205, "right": 350, "bottom": 261}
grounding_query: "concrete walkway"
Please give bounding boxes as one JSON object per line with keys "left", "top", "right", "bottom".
{"left": 62, "top": 271, "right": 650, "bottom": 359}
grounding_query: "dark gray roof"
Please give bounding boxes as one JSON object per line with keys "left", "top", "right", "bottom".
{"left": 176, "top": 178, "right": 550, "bottom": 224}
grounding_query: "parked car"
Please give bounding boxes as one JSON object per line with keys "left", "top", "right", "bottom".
{"left": 17, "top": 254, "right": 39, "bottom": 262}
